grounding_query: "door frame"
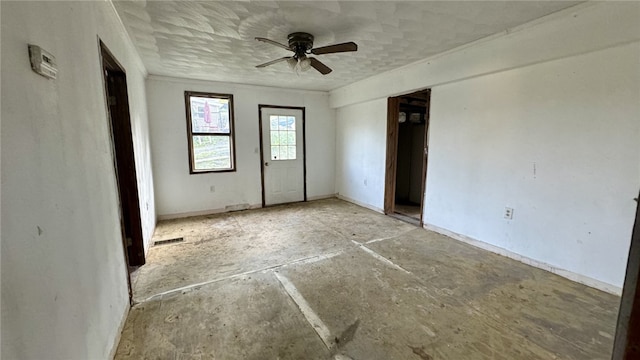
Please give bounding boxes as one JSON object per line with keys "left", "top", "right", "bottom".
{"left": 384, "top": 89, "right": 431, "bottom": 226}
{"left": 258, "top": 105, "right": 307, "bottom": 207}
{"left": 99, "top": 39, "right": 145, "bottom": 303}
{"left": 612, "top": 190, "right": 640, "bottom": 358}
{"left": 384, "top": 97, "right": 400, "bottom": 216}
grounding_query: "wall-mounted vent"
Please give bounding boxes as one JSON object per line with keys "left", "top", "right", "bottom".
{"left": 154, "top": 237, "right": 184, "bottom": 246}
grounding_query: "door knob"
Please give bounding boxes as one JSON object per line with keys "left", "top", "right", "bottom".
{"left": 265, "top": 162, "right": 269, "bottom": 166}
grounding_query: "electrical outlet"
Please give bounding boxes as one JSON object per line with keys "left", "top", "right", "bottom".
{"left": 504, "top": 207, "right": 514, "bottom": 220}
{"left": 210, "top": 185, "right": 216, "bottom": 193}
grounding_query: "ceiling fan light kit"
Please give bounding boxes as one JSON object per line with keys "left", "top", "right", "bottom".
{"left": 286, "top": 57, "right": 297, "bottom": 70}
{"left": 255, "top": 32, "right": 358, "bottom": 76}
{"left": 299, "top": 57, "right": 312, "bottom": 72}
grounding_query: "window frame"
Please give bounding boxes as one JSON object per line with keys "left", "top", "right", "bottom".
{"left": 184, "top": 91, "right": 236, "bottom": 174}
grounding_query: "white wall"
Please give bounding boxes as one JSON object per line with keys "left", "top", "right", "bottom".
{"left": 147, "top": 76, "right": 335, "bottom": 217}
{"left": 333, "top": 2, "right": 640, "bottom": 290}
{"left": 1, "top": 1, "right": 155, "bottom": 359}
{"left": 335, "top": 99, "right": 387, "bottom": 211}
{"left": 426, "top": 42, "right": 640, "bottom": 289}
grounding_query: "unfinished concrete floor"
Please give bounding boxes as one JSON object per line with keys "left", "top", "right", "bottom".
{"left": 115, "top": 198, "right": 620, "bottom": 360}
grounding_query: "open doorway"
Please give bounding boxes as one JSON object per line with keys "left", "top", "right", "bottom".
{"left": 99, "top": 40, "right": 145, "bottom": 301}
{"left": 384, "top": 90, "right": 431, "bottom": 226}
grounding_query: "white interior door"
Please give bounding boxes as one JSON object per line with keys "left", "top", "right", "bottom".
{"left": 261, "top": 107, "right": 304, "bottom": 205}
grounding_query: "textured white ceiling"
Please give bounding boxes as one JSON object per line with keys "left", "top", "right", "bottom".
{"left": 113, "top": 0, "right": 581, "bottom": 91}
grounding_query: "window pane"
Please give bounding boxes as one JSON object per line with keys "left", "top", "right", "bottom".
{"left": 190, "top": 96, "right": 230, "bottom": 133}
{"left": 266, "top": 114, "right": 298, "bottom": 162}
{"left": 288, "top": 116, "right": 296, "bottom": 130}
{"left": 287, "top": 131, "right": 296, "bottom": 145}
{"left": 278, "top": 116, "right": 287, "bottom": 130}
{"left": 193, "top": 135, "right": 231, "bottom": 170}
{"left": 186, "top": 92, "right": 235, "bottom": 173}
{"left": 270, "top": 131, "right": 279, "bottom": 145}
{"left": 279, "top": 131, "right": 288, "bottom": 145}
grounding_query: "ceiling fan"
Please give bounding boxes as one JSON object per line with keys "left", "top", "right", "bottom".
{"left": 255, "top": 32, "right": 358, "bottom": 75}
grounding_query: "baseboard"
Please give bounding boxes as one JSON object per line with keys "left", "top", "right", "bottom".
{"left": 423, "top": 223, "right": 622, "bottom": 296}
{"left": 158, "top": 197, "right": 339, "bottom": 219}
{"left": 336, "top": 194, "right": 385, "bottom": 214}
{"left": 307, "top": 194, "right": 337, "bottom": 201}
{"left": 158, "top": 203, "right": 263, "bottom": 220}
{"left": 158, "top": 197, "right": 339, "bottom": 220}
{"left": 108, "top": 300, "right": 131, "bottom": 360}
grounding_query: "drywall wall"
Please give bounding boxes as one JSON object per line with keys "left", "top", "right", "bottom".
{"left": 1, "top": 1, "right": 155, "bottom": 359}
{"left": 333, "top": 1, "right": 640, "bottom": 290}
{"left": 425, "top": 42, "right": 640, "bottom": 289}
{"left": 147, "top": 76, "right": 335, "bottom": 217}
{"left": 335, "top": 99, "right": 387, "bottom": 212}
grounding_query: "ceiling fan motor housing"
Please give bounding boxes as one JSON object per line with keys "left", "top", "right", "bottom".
{"left": 288, "top": 32, "right": 314, "bottom": 57}
{"left": 255, "top": 32, "right": 356, "bottom": 75}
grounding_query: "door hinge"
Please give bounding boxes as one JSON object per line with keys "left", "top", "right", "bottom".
{"left": 108, "top": 96, "right": 117, "bottom": 106}
{"left": 126, "top": 237, "right": 133, "bottom": 246}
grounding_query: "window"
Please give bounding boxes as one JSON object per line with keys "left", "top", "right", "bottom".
{"left": 269, "top": 115, "right": 296, "bottom": 160}
{"left": 185, "top": 91, "right": 235, "bottom": 173}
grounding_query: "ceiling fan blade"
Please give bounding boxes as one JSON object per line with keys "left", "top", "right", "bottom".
{"left": 255, "top": 37, "right": 291, "bottom": 51}
{"left": 311, "top": 42, "right": 357, "bottom": 55}
{"left": 309, "top": 57, "right": 332, "bottom": 75}
{"left": 256, "top": 57, "right": 292, "bottom": 68}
